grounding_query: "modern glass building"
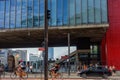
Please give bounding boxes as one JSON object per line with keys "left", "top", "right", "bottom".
{"left": 1, "top": 0, "right": 120, "bottom": 70}
{"left": 0, "top": 0, "right": 108, "bottom": 29}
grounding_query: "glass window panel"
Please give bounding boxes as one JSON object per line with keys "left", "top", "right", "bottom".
{"left": 33, "top": 0, "right": 39, "bottom": 27}
{"left": 48, "top": 0, "right": 51, "bottom": 26}
{"left": 95, "top": 0, "right": 101, "bottom": 23}
{"left": 63, "top": 0, "right": 68, "bottom": 25}
{"left": 82, "top": 0, "right": 88, "bottom": 24}
{"left": 88, "top": 0, "right": 94, "bottom": 23}
{"left": 75, "top": 0, "right": 81, "bottom": 25}
{"left": 101, "top": 0, "right": 108, "bottom": 23}
{"left": 16, "top": 0, "right": 21, "bottom": 28}
{"left": 21, "top": 0, "right": 27, "bottom": 28}
{"left": 40, "top": 0, "right": 44, "bottom": 27}
{"left": 70, "top": 0, "right": 75, "bottom": 25}
{"left": 51, "top": 0, "right": 56, "bottom": 26}
{"left": 28, "top": 0, "right": 33, "bottom": 28}
{"left": 57, "top": 0, "right": 63, "bottom": 26}
{"left": 0, "top": 1, "right": 5, "bottom": 29}
{"left": 5, "top": 0, "right": 10, "bottom": 28}
{"left": 10, "top": 0, "right": 16, "bottom": 28}
{"left": 91, "top": 45, "right": 98, "bottom": 54}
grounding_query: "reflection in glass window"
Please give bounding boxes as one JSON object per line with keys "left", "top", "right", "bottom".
{"left": 82, "top": 0, "right": 88, "bottom": 24}
{"left": 0, "top": 1, "right": 5, "bottom": 29}
{"left": 57, "top": 0, "right": 63, "bottom": 26}
{"left": 95, "top": 0, "right": 101, "bottom": 23}
{"left": 21, "top": 0, "right": 27, "bottom": 28}
{"left": 16, "top": 0, "right": 21, "bottom": 28}
{"left": 48, "top": 0, "right": 51, "bottom": 26}
{"left": 40, "top": 0, "right": 44, "bottom": 27}
{"left": 63, "top": 0, "right": 68, "bottom": 26}
{"left": 90, "top": 45, "right": 98, "bottom": 54}
{"left": 101, "top": 0, "right": 108, "bottom": 23}
{"left": 88, "top": 0, "right": 94, "bottom": 23}
{"left": 10, "top": 0, "right": 16, "bottom": 28}
{"left": 70, "top": 0, "right": 75, "bottom": 25}
{"left": 76, "top": 0, "right": 81, "bottom": 25}
{"left": 28, "top": 0, "right": 33, "bottom": 28}
{"left": 1, "top": 0, "right": 108, "bottom": 29}
{"left": 33, "top": 0, "right": 39, "bottom": 27}
{"left": 5, "top": 0, "right": 10, "bottom": 28}
{"left": 51, "top": 0, "right": 56, "bottom": 26}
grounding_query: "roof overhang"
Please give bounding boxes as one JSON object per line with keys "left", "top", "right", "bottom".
{"left": 0, "top": 24, "right": 109, "bottom": 48}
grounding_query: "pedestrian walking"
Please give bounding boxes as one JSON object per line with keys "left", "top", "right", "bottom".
{"left": 30, "top": 65, "right": 33, "bottom": 73}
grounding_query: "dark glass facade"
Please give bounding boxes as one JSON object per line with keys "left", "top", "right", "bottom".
{"left": 0, "top": 0, "right": 108, "bottom": 29}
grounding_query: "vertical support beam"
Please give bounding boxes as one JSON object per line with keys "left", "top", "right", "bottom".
{"left": 75, "top": 51, "right": 79, "bottom": 71}
{"left": 68, "top": 33, "right": 70, "bottom": 76}
{"left": 44, "top": 0, "right": 48, "bottom": 80}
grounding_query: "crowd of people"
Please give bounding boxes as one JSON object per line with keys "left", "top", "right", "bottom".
{"left": 49, "top": 63, "right": 60, "bottom": 73}
{"left": 0, "top": 61, "right": 33, "bottom": 73}
{"left": 0, "top": 62, "right": 4, "bottom": 72}
{"left": 17, "top": 61, "right": 33, "bottom": 73}
{"left": 0, "top": 59, "right": 117, "bottom": 77}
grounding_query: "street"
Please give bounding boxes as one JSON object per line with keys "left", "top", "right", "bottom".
{"left": 0, "top": 78, "right": 120, "bottom": 80}
{"left": 0, "top": 75, "right": 120, "bottom": 80}
{"left": 0, "top": 72, "right": 120, "bottom": 80}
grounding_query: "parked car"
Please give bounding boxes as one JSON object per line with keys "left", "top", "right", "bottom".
{"left": 79, "top": 66, "right": 112, "bottom": 79}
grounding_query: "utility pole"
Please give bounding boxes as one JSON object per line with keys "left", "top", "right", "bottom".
{"left": 44, "top": 0, "right": 48, "bottom": 80}
{"left": 68, "top": 33, "right": 70, "bottom": 76}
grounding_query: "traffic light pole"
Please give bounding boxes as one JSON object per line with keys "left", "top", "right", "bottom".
{"left": 44, "top": 0, "right": 48, "bottom": 80}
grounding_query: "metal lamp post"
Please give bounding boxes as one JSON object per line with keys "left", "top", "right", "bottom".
{"left": 44, "top": 0, "right": 48, "bottom": 80}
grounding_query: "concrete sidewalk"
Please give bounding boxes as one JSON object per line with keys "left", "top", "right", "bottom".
{"left": 1, "top": 72, "right": 80, "bottom": 78}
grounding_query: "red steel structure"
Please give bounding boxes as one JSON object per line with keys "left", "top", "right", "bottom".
{"left": 101, "top": 0, "right": 120, "bottom": 70}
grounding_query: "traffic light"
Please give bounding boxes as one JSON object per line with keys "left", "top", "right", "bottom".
{"left": 47, "top": 10, "right": 51, "bottom": 19}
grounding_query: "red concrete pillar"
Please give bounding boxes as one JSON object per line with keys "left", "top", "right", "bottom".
{"left": 101, "top": 36, "right": 107, "bottom": 65}
{"left": 106, "top": 0, "right": 120, "bottom": 70}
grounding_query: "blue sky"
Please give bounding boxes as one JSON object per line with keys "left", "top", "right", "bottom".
{"left": 54, "top": 46, "right": 76, "bottom": 59}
